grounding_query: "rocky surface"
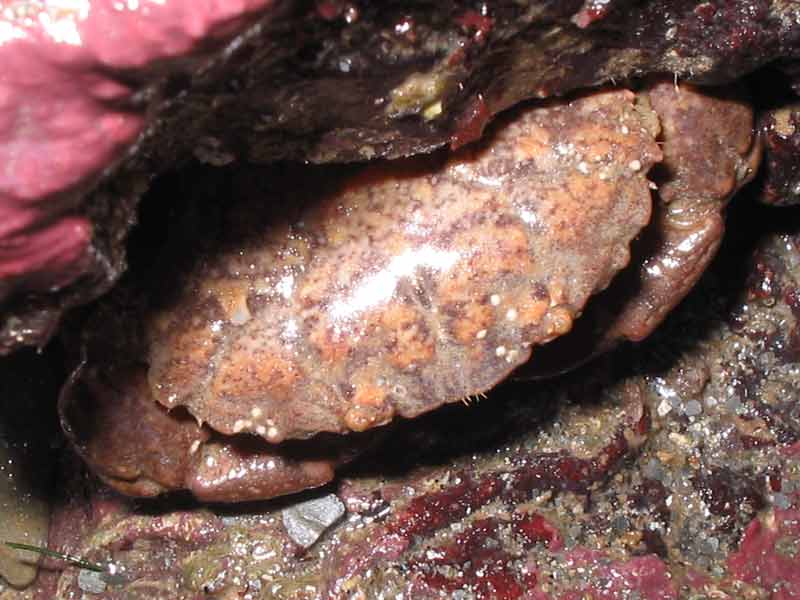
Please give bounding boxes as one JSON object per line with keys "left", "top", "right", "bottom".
{"left": 758, "top": 102, "right": 800, "bottom": 206}
{"left": 11, "top": 203, "right": 800, "bottom": 599}
{"left": 0, "top": 351, "right": 58, "bottom": 589}
{"left": 2, "top": 0, "right": 800, "bottom": 353}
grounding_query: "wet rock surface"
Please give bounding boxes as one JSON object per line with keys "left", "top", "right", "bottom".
{"left": 0, "top": 0, "right": 274, "bottom": 353}
{"left": 2, "top": 0, "right": 800, "bottom": 353}
{"left": 10, "top": 203, "right": 800, "bottom": 598}
{"left": 0, "top": 351, "right": 58, "bottom": 590}
{"left": 758, "top": 101, "right": 800, "bottom": 206}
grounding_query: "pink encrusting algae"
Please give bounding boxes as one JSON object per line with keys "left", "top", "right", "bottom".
{"left": 0, "top": 0, "right": 272, "bottom": 300}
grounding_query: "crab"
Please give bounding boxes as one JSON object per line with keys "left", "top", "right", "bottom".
{"left": 59, "top": 79, "right": 760, "bottom": 503}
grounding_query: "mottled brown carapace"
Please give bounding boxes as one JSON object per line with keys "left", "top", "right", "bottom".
{"left": 523, "top": 81, "right": 761, "bottom": 378}
{"left": 146, "top": 89, "right": 661, "bottom": 443}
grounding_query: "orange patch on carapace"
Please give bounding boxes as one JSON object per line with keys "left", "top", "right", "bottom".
{"left": 345, "top": 381, "right": 393, "bottom": 432}
{"left": 451, "top": 301, "right": 495, "bottom": 344}
{"left": 151, "top": 325, "right": 219, "bottom": 406}
{"left": 379, "top": 303, "right": 435, "bottom": 369}
{"left": 515, "top": 125, "right": 552, "bottom": 160}
{"left": 211, "top": 346, "right": 299, "bottom": 401}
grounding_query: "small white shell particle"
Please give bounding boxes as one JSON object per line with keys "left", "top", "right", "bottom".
{"left": 657, "top": 399, "right": 672, "bottom": 417}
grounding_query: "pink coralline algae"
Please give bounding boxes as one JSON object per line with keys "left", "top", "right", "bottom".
{"left": 0, "top": 0, "right": 270, "bottom": 303}
{"left": 543, "top": 549, "right": 677, "bottom": 600}
{"left": 728, "top": 509, "right": 800, "bottom": 599}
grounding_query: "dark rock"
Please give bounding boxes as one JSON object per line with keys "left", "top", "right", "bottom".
{"left": 758, "top": 102, "right": 800, "bottom": 205}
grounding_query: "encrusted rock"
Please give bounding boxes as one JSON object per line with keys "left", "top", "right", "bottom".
{"left": 758, "top": 102, "right": 800, "bottom": 206}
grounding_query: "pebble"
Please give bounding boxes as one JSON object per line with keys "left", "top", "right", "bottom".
{"left": 773, "top": 493, "right": 790, "bottom": 509}
{"left": 78, "top": 569, "right": 107, "bottom": 594}
{"left": 684, "top": 400, "right": 703, "bottom": 417}
{"left": 657, "top": 399, "right": 672, "bottom": 417}
{"left": 282, "top": 494, "right": 346, "bottom": 548}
